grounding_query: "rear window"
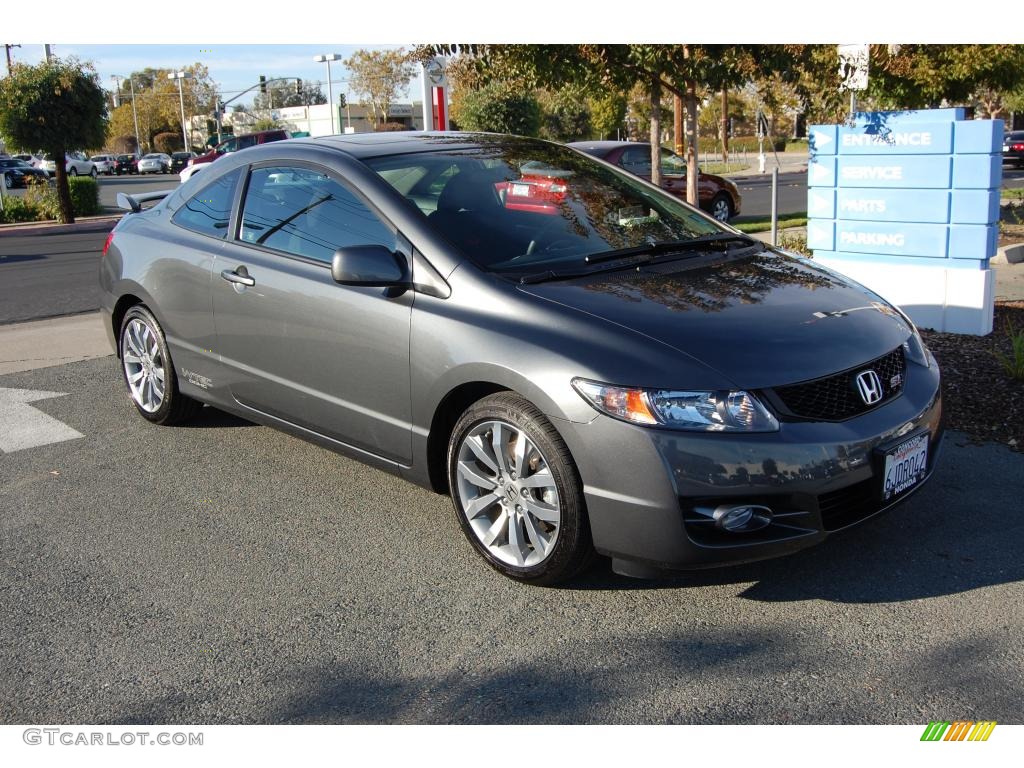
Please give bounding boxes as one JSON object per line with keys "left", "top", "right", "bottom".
{"left": 171, "top": 168, "right": 242, "bottom": 239}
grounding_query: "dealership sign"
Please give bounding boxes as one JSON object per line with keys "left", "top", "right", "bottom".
{"left": 807, "top": 109, "right": 1001, "bottom": 334}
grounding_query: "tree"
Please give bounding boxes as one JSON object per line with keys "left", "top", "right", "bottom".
{"left": 106, "top": 64, "right": 218, "bottom": 152}
{"left": 539, "top": 87, "right": 591, "bottom": 142}
{"left": 0, "top": 57, "right": 107, "bottom": 223}
{"left": 344, "top": 49, "right": 416, "bottom": 129}
{"left": 453, "top": 81, "right": 541, "bottom": 136}
{"left": 252, "top": 78, "right": 327, "bottom": 110}
{"left": 589, "top": 92, "right": 627, "bottom": 139}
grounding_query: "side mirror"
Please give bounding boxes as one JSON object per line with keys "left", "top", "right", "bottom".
{"left": 331, "top": 245, "right": 409, "bottom": 287}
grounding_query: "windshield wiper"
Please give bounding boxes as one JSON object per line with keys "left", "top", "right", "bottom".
{"left": 583, "top": 233, "right": 761, "bottom": 265}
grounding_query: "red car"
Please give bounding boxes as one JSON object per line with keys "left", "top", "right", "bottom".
{"left": 568, "top": 141, "right": 742, "bottom": 222}
{"left": 181, "top": 129, "right": 292, "bottom": 181}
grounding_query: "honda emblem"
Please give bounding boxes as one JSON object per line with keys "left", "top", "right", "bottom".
{"left": 855, "top": 370, "right": 883, "bottom": 405}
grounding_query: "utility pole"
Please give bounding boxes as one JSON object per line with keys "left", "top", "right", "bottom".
{"left": 4, "top": 43, "right": 21, "bottom": 75}
{"left": 168, "top": 71, "right": 192, "bottom": 153}
{"left": 43, "top": 44, "right": 52, "bottom": 62}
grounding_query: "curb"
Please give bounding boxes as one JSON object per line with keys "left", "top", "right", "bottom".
{"left": 0, "top": 213, "right": 121, "bottom": 238}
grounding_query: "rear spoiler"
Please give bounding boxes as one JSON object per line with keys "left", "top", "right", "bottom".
{"left": 116, "top": 189, "right": 174, "bottom": 213}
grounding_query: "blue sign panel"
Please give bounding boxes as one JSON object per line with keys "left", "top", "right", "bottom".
{"left": 835, "top": 188, "right": 950, "bottom": 223}
{"left": 948, "top": 224, "right": 998, "bottom": 260}
{"left": 809, "top": 126, "right": 837, "bottom": 156}
{"left": 808, "top": 111, "right": 1003, "bottom": 270}
{"left": 807, "top": 188, "right": 836, "bottom": 219}
{"left": 950, "top": 190, "right": 1000, "bottom": 224}
{"left": 837, "top": 122, "right": 952, "bottom": 155}
{"left": 836, "top": 156, "right": 952, "bottom": 188}
{"left": 808, "top": 156, "right": 836, "bottom": 187}
{"left": 835, "top": 221, "right": 949, "bottom": 258}
{"left": 954, "top": 120, "right": 1003, "bottom": 154}
{"left": 952, "top": 155, "right": 1002, "bottom": 188}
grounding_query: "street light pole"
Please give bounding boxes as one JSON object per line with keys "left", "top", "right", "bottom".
{"left": 314, "top": 53, "right": 341, "bottom": 135}
{"left": 168, "top": 71, "right": 191, "bottom": 153}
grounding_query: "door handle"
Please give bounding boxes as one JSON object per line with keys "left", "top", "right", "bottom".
{"left": 221, "top": 268, "right": 255, "bottom": 287}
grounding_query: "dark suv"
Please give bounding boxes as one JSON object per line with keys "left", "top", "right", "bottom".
{"left": 170, "top": 152, "right": 196, "bottom": 173}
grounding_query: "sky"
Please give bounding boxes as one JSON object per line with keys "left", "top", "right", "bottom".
{"left": 6, "top": 44, "right": 415, "bottom": 105}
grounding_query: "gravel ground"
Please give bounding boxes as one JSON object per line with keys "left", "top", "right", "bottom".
{"left": 920, "top": 301, "right": 1024, "bottom": 451}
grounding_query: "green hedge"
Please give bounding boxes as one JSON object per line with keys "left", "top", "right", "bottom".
{"left": 0, "top": 177, "right": 100, "bottom": 223}
{"left": 68, "top": 176, "right": 100, "bottom": 216}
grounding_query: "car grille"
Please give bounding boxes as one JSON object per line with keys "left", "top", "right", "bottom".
{"left": 770, "top": 346, "right": 905, "bottom": 421}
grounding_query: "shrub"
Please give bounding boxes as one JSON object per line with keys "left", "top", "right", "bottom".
{"left": 153, "top": 132, "right": 182, "bottom": 154}
{"left": 24, "top": 181, "right": 61, "bottom": 219}
{"left": 454, "top": 82, "right": 541, "bottom": 137}
{"left": 68, "top": 176, "right": 100, "bottom": 216}
{"left": 111, "top": 134, "right": 139, "bottom": 154}
{"left": 0, "top": 196, "right": 39, "bottom": 223}
{"left": 778, "top": 232, "right": 811, "bottom": 256}
{"left": 995, "top": 319, "right": 1024, "bottom": 380}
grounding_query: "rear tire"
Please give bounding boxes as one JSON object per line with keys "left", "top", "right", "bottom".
{"left": 118, "top": 305, "right": 202, "bottom": 426}
{"left": 447, "top": 392, "right": 594, "bottom": 586}
{"left": 69, "top": 168, "right": 78, "bottom": 177}
{"left": 709, "top": 192, "right": 733, "bottom": 222}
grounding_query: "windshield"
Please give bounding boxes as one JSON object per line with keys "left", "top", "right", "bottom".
{"left": 364, "top": 137, "right": 723, "bottom": 274}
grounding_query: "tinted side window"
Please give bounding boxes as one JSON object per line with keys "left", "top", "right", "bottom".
{"left": 620, "top": 146, "right": 651, "bottom": 174}
{"left": 239, "top": 165, "right": 395, "bottom": 264}
{"left": 171, "top": 168, "right": 241, "bottom": 238}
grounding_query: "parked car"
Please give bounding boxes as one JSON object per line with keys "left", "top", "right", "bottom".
{"left": 0, "top": 157, "right": 50, "bottom": 188}
{"left": 137, "top": 153, "right": 171, "bottom": 174}
{"left": 180, "top": 129, "right": 291, "bottom": 182}
{"left": 1002, "top": 131, "right": 1024, "bottom": 167}
{"left": 100, "top": 133, "right": 942, "bottom": 585}
{"left": 11, "top": 153, "right": 43, "bottom": 169}
{"left": 114, "top": 154, "right": 138, "bottom": 175}
{"left": 568, "top": 140, "right": 742, "bottom": 222}
{"left": 41, "top": 151, "right": 97, "bottom": 178}
{"left": 90, "top": 154, "right": 118, "bottom": 175}
{"left": 170, "top": 151, "right": 197, "bottom": 174}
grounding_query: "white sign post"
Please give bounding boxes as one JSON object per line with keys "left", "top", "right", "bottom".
{"left": 838, "top": 44, "right": 870, "bottom": 116}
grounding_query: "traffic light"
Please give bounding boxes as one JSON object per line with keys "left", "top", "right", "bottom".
{"left": 295, "top": 78, "right": 302, "bottom": 95}
{"left": 259, "top": 75, "right": 267, "bottom": 95}
{"left": 338, "top": 93, "right": 346, "bottom": 109}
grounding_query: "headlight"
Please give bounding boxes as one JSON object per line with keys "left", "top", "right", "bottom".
{"left": 571, "top": 378, "right": 779, "bottom": 432}
{"left": 903, "top": 327, "right": 931, "bottom": 368}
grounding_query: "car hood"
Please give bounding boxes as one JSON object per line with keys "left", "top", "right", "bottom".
{"left": 516, "top": 250, "right": 913, "bottom": 389}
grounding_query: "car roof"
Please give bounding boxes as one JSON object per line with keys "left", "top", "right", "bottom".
{"left": 567, "top": 140, "right": 650, "bottom": 152}
{"left": 287, "top": 131, "right": 552, "bottom": 160}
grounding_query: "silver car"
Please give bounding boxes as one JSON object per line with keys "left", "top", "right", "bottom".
{"left": 99, "top": 133, "right": 943, "bottom": 585}
{"left": 137, "top": 153, "right": 171, "bottom": 174}
{"left": 41, "top": 151, "right": 97, "bottom": 178}
{"left": 90, "top": 154, "right": 117, "bottom": 175}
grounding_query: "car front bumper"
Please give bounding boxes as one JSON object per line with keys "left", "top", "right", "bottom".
{"left": 555, "top": 356, "right": 943, "bottom": 574}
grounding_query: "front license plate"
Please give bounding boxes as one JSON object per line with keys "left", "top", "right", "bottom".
{"left": 882, "top": 434, "right": 929, "bottom": 501}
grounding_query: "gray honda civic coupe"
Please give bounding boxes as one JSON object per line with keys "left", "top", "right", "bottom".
{"left": 99, "top": 132, "right": 943, "bottom": 585}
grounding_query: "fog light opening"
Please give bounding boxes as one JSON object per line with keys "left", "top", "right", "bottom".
{"left": 713, "top": 504, "right": 774, "bottom": 533}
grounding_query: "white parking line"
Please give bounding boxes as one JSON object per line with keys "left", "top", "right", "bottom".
{"left": 0, "top": 387, "right": 84, "bottom": 453}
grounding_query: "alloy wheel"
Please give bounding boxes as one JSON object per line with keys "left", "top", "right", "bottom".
{"left": 455, "top": 419, "right": 561, "bottom": 568}
{"left": 711, "top": 196, "right": 731, "bottom": 222}
{"left": 121, "top": 318, "right": 166, "bottom": 413}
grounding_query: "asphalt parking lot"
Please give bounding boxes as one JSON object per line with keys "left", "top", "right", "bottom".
{"left": 1, "top": 355, "right": 1022, "bottom": 724}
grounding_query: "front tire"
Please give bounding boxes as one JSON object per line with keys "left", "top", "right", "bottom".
{"left": 119, "top": 306, "right": 201, "bottom": 425}
{"left": 447, "top": 392, "right": 594, "bottom": 585}
{"left": 90, "top": 167, "right": 98, "bottom": 178}
{"left": 68, "top": 167, "right": 78, "bottom": 177}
